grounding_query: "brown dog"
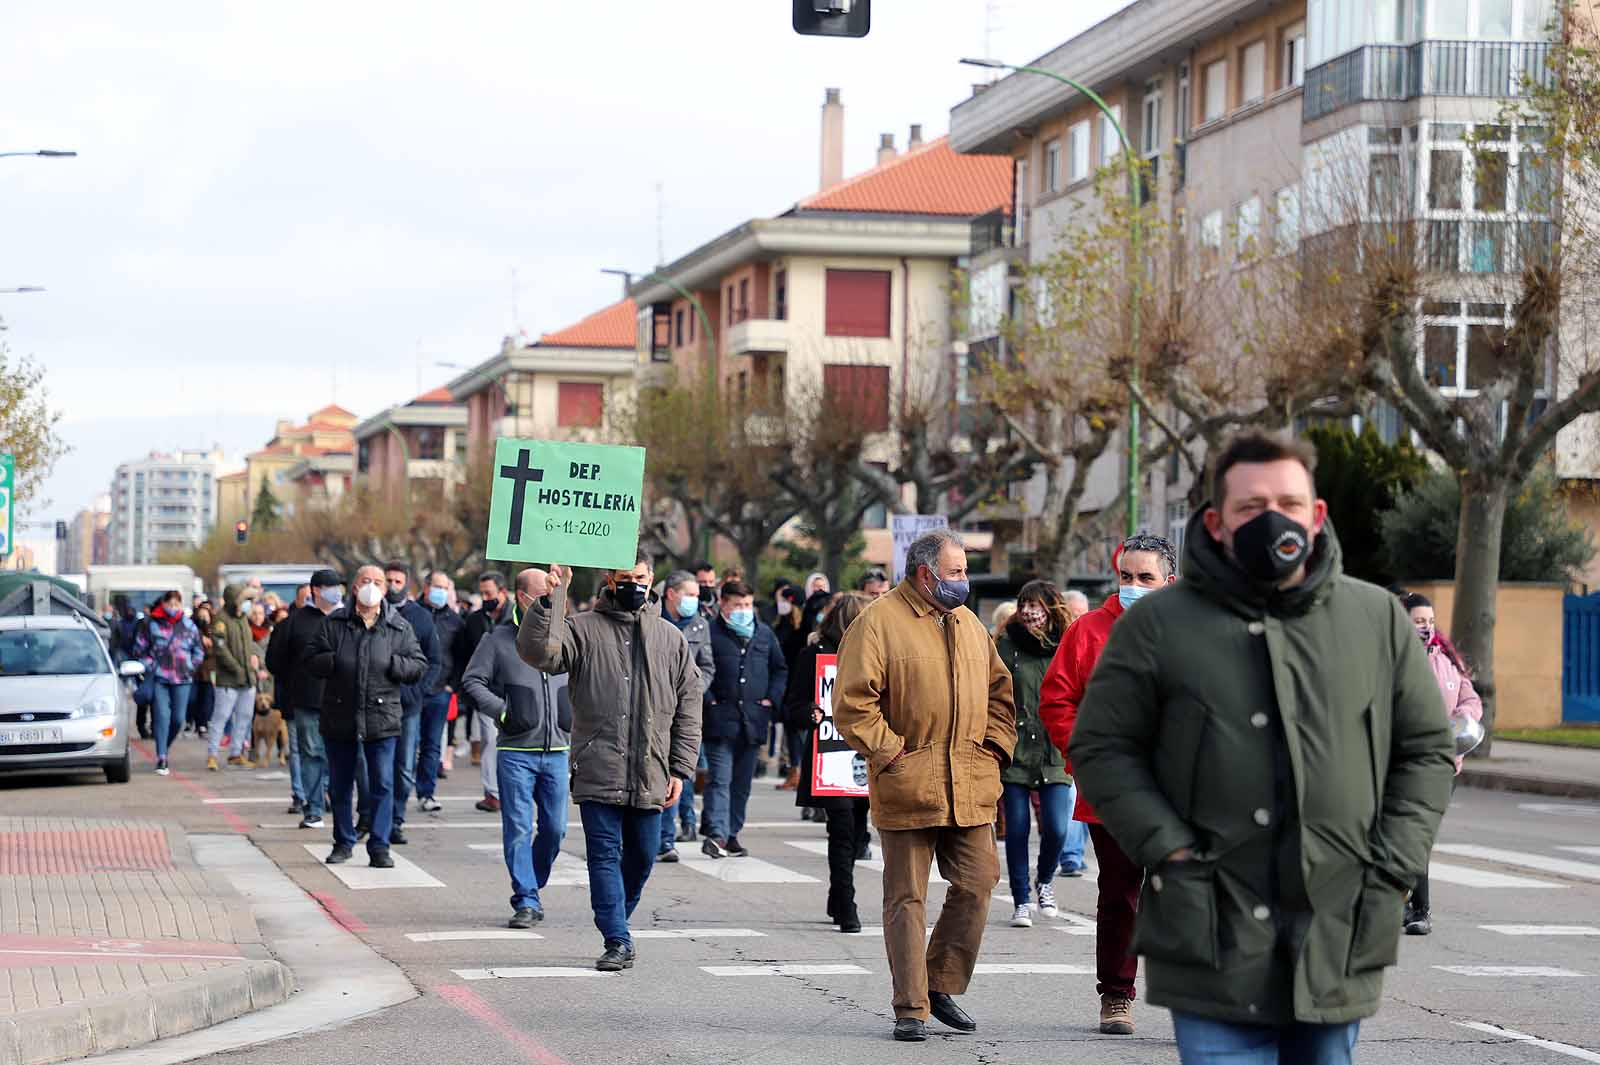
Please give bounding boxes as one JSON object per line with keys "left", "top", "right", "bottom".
{"left": 251, "top": 695, "right": 289, "bottom": 767}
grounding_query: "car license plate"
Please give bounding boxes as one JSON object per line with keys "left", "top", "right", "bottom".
{"left": 0, "top": 727, "right": 64, "bottom": 745}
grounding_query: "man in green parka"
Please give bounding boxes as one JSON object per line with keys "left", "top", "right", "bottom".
{"left": 1070, "top": 431, "right": 1454, "bottom": 1065}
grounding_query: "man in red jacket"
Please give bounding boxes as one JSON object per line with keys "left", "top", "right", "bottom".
{"left": 1039, "top": 533, "right": 1177, "bottom": 1037}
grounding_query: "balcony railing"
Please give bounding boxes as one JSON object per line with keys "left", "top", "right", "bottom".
{"left": 970, "top": 209, "right": 1013, "bottom": 257}
{"left": 1305, "top": 40, "right": 1553, "bottom": 121}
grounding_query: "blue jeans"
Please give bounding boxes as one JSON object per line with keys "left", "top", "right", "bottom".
{"left": 151, "top": 681, "right": 191, "bottom": 762}
{"left": 659, "top": 777, "right": 691, "bottom": 851}
{"left": 1059, "top": 782, "right": 1089, "bottom": 871}
{"left": 296, "top": 710, "right": 327, "bottom": 820}
{"left": 392, "top": 712, "right": 422, "bottom": 828}
{"left": 416, "top": 692, "right": 451, "bottom": 800}
{"left": 1001, "top": 781, "right": 1072, "bottom": 905}
{"left": 328, "top": 736, "right": 396, "bottom": 855}
{"left": 702, "top": 737, "right": 760, "bottom": 841}
{"left": 286, "top": 715, "right": 305, "bottom": 804}
{"left": 1172, "top": 1014, "right": 1360, "bottom": 1065}
{"left": 579, "top": 802, "right": 661, "bottom": 947}
{"left": 497, "top": 750, "right": 570, "bottom": 912}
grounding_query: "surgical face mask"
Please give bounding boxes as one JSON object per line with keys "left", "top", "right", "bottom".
{"left": 318, "top": 585, "right": 343, "bottom": 607}
{"left": 237, "top": 599, "right": 254, "bottom": 617}
{"left": 924, "top": 572, "right": 969, "bottom": 610}
{"left": 1018, "top": 604, "right": 1048, "bottom": 632}
{"left": 356, "top": 583, "right": 384, "bottom": 608}
{"left": 726, "top": 608, "right": 756, "bottom": 637}
{"left": 613, "top": 581, "right": 649, "bottom": 612}
{"left": 776, "top": 599, "right": 793, "bottom": 617}
{"left": 1230, "top": 510, "right": 1311, "bottom": 585}
{"left": 385, "top": 586, "right": 406, "bottom": 605}
{"left": 427, "top": 587, "right": 449, "bottom": 608}
{"left": 1118, "top": 585, "right": 1153, "bottom": 610}
{"left": 676, "top": 594, "right": 700, "bottom": 619}
{"left": 164, "top": 602, "right": 185, "bottom": 620}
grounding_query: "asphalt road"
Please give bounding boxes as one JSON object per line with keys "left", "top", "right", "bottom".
{"left": 5, "top": 734, "right": 1599, "bottom": 1065}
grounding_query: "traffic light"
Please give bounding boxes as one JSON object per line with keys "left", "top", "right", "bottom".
{"left": 793, "top": 0, "right": 870, "bottom": 37}
{"left": 235, "top": 520, "right": 248, "bottom": 544}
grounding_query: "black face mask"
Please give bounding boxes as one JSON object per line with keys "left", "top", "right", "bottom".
{"left": 698, "top": 584, "right": 716, "bottom": 606}
{"left": 614, "top": 582, "right": 649, "bottom": 612}
{"left": 1231, "top": 510, "right": 1311, "bottom": 584}
{"left": 385, "top": 587, "right": 406, "bottom": 605}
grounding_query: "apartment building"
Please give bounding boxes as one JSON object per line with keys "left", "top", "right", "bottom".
{"left": 218, "top": 404, "right": 359, "bottom": 528}
{"left": 952, "top": 0, "right": 1587, "bottom": 573}
{"left": 60, "top": 495, "right": 111, "bottom": 574}
{"left": 108, "top": 450, "right": 225, "bottom": 564}
{"left": 353, "top": 387, "right": 469, "bottom": 498}
{"left": 447, "top": 299, "right": 637, "bottom": 465}
{"left": 631, "top": 89, "right": 1011, "bottom": 517}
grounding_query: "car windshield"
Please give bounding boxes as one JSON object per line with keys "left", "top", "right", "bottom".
{"left": 0, "top": 630, "right": 110, "bottom": 677}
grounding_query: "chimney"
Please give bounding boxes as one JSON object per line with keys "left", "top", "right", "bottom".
{"left": 820, "top": 88, "right": 844, "bottom": 192}
{"left": 877, "top": 132, "right": 897, "bottom": 166}
{"left": 908, "top": 123, "right": 924, "bottom": 149}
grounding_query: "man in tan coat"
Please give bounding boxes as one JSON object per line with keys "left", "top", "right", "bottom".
{"left": 834, "top": 529, "right": 1017, "bottom": 1043}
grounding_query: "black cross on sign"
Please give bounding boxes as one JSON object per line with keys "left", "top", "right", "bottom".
{"left": 499, "top": 448, "right": 545, "bottom": 546}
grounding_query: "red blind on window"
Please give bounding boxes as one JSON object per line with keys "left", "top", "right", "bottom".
{"left": 824, "top": 269, "right": 892, "bottom": 337}
{"left": 822, "top": 364, "right": 891, "bottom": 433}
{"left": 557, "top": 382, "right": 604, "bottom": 428}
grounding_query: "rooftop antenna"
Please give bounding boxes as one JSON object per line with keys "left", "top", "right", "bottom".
{"left": 983, "top": 0, "right": 1007, "bottom": 78}
{"left": 416, "top": 341, "right": 424, "bottom": 395}
{"left": 332, "top": 360, "right": 339, "bottom": 404}
{"left": 510, "top": 267, "right": 521, "bottom": 334}
{"left": 655, "top": 181, "right": 666, "bottom": 267}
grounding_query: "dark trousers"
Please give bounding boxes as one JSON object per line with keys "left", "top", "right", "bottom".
{"left": 416, "top": 692, "right": 451, "bottom": 799}
{"left": 1088, "top": 821, "right": 1143, "bottom": 1000}
{"left": 1411, "top": 777, "right": 1456, "bottom": 914}
{"left": 825, "top": 801, "right": 870, "bottom": 917}
{"left": 579, "top": 802, "right": 661, "bottom": 947}
{"left": 328, "top": 736, "right": 396, "bottom": 856}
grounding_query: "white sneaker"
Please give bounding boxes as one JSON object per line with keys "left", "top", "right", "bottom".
{"left": 1011, "top": 903, "right": 1033, "bottom": 928}
{"left": 418, "top": 797, "right": 442, "bottom": 812}
{"left": 1038, "top": 883, "right": 1059, "bottom": 918}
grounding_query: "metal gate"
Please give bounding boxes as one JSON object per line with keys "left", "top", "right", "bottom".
{"left": 1562, "top": 592, "right": 1600, "bottom": 723}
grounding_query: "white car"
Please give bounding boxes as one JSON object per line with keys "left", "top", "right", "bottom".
{"left": 0, "top": 614, "right": 139, "bottom": 784}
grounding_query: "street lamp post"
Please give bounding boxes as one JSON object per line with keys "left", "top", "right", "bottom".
{"left": 960, "top": 57, "right": 1145, "bottom": 538}
{"left": 602, "top": 268, "right": 719, "bottom": 384}
{"left": 0, "top": 150, "right": 77, "bottom": 159}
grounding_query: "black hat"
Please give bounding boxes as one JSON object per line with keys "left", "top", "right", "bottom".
{"left": 310, "top": 568, "right": 342, "bottom": 589}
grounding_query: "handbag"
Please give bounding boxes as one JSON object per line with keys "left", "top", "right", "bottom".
{"left": 133, "top": 672, "right": 156, "bottom": 705}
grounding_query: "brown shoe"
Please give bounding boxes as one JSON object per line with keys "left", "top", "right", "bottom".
{"left": 1099, "top": 994, "right": 1134, "bottom": 1035}
{"left": 777, "top": 767, "right": 800, "bottom": 790}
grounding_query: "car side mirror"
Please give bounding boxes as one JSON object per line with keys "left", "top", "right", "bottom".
{"left": 119, "top": 660, "right": 146, "bottom": 677}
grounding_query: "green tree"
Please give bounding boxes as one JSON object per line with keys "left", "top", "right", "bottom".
{"left": 0, "top": 325, "right": 68, "bottom": 508}
{"left": 250, "top": 476, "right": 282, "bottom": 532}
{"left": 1304, "top": 424, "right": 1429, "bottom": 584}
{"left": 1379, "top": 468, "right": 1596, "bottom": 583}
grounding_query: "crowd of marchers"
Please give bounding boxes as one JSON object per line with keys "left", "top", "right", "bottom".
{"left": 107, "top": 428, "right": 1482, "bottom": 1065}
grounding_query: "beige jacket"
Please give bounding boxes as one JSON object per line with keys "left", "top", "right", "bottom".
{"left": 832, "top": 581, "right": 1017, "bottom": 831}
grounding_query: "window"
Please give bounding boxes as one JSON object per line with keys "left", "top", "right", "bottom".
{"left": 1435, "top": 0, "right": 1469, "bottom": 36}
{"left": 1237, "top": 197, "right": 1262, "bottom": 254}
{"left": 416, "top": 428, "right": 443, "bottom": 461}
{"left": 1283, "top": 23, "right": 1306, "bottom": 88}
{"left": 822, "top": 364, "right": 891, "bottom": 433}
{"left": 1100, "top": 105, "right": 1124, "bottom": 166}
{"left": 734, "top": 279, "right": 749, "bottom": 323}
{"left": 1479, "top": 0, "right": 1513, "bottom": 37}
{"left": 1043, "top": 139, "right": 1061, "bottom": 192}
{"left": 773, "top": 269, "right": 787, "bottom": 321}
{"left": 1421, "top": 302, "right": 1519, "bottom": 395}
{"left": 1014, "top": 157, "right": 1031, "bottom": 243}
{"left": 674, "top": 308, "right": 685, "bottom": 347}
{"left": 1275, "top": 185, "right": 1301, "bottom": 252}
{"left": 1200, "top": 209, "right": 1224, "bottom": 249}
{"left": 1167, "top": 500, "right": 1190, "bottom": 554}
{"left": 1067, "top": 121, "right": 1091, "bottom": 183}
{"left": 726, "top": 286, "right": 735, "bottom": 326}
{"left": 1202, "top": 60, "right": 1228, "bottom": 122}
{"left": 1369, "top": 154, "right": 1403, "bottom": 214}
{"left": 1141, "top": 81, "right": 1162, "bottom": 156}
{"left": 1475, "top": 150, "right": 1509, "bottom": 211}
{"left": 1424, "top": 325, "right": 1458, "bottom": 386}
{"left": 557, "top": 382, "right": 604, "bottom": 428}
{"left": 1176, "top": 64, "right": 1191, "bottom": 139}
{"left": 824, "top": 269, "right": 893, "bottom": 337}
{"left": 1519, "top": 148, "right": 1554, "bottom": 212}
{"left": 1241, "top": 41, "right": 1266, "bottom": 105}
{"left": 1429, "top": 149, "right": 1463, "bottom": 209}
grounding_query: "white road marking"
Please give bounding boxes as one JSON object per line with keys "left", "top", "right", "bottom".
{"left": 253, "top": 771, "right": 290, "bottom": 781}
{"left": 631, "top": 928, "right": 767, "bottom": 939}
{"left": 406, "top": 930, "right": 544, "bottom": 942}
{"left": 1434, "top": 966, "right": 1586, "bottom": 977}
{"left": 301, "top": 844, "right": 445, "bottom": 890}
{"left": 1518, "top": 803, "right": 1600, "bottom": 819}
{"left": 454, "top": 967, "right": 615, "bottom": 980}
{"left": 1427, "top": 861, "right": 1566, "bottom": 889}
{"left": 853, "top": 927, "right": 933, "bottom": 938}
{"left": 1557, "top": 846, "right": 1600, "bottom": 857}
{"left": 1480, "top": 925, "right": 1600, "bottom": 936}
{"left": 204, "top": 797, "right": 299, "bottom": 805}
{"left": 675, "top": 855, "right": 819, "bottom": 883}
{"left": 783, "top": 840, "right": 948, "bottom": 884}
{"left": 1051, "top": 912, "right": 1099, "bottom": 936}
{"left": 265, "top": 819, "right": 503, "bottom": 830}
{"left": 973, "top": 964, "right": 1096, "bottom": 975}
{"left": 1455, "top": 1022, "right": 1600, "bottom": 1063}
{"left": 1434, "top": 844, "right": 1600, "bottom": 882}
{"left": 701, "top": 964, "right": 870, "bottom": 977}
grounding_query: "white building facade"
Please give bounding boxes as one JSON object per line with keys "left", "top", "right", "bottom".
{"left": 108, "top": 450, "right": 224, "bottom": 565}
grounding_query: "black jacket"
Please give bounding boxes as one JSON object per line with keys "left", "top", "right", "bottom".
{"left": 265, "top": 604, "right": 331, "bottom": 713}
{"left": 783, "top": 639, "right": 866, "bottom": 812}
{"left": 394, "top": 598, "right": 441, "bottom": 715}
{"left": 456, "top": 600, "right": 507, "bottom": 713}
{"left": 428, "top": 601, "right": 465, "bottom": 695}
{"left": 705, "top": 615, "right": 788, "bottom": 745}
{"left": 306, "top": 602, "right": 429, "bottom": 743}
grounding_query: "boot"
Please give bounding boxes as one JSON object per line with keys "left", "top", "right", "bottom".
{"left": 778, "top": 767, "right": 800, "bottom": 790}
{"left": 470, "top": 740, "right": 483, "bottom": 766}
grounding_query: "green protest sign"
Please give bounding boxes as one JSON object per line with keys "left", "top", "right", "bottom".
{"left": 485, "top": 438, "right": 646, "bottom": 569}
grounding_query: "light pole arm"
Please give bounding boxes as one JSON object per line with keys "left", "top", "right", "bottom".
{"left": 639, "top": 274, "right": 719, "bottom": 383}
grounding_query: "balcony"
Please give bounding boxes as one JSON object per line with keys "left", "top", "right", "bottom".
{"left": 725, "top": 318, "right": 790, "bottom": 357}
{"left": 1304, "top": 40, "right": 1553, "bottom": 122}
{"left": 970, "top": 209, "right": 1013, "bottom": 257}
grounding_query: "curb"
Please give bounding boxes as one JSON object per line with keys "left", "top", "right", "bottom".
{"left": 1459, "top": 769, "right": 1600, "bottom": 801}
{"left": 0, "top": 960, "right": 292, "bottom": 1065}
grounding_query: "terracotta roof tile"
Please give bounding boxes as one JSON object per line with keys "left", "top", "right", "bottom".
{"left": 411, "top": 386, "right": 455, "bottom": 405}
{"left": 536, "top": 298, "right": 637, "bottom": 349}
{"left": 310, "top": 404, "right": 357, "bottom": 419}
{"left": 797, "top": 136, "right": 1012, "bottom": 217}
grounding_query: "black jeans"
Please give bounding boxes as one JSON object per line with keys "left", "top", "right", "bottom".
{"left": 1411, "top": 778, "right": 1457, "bottom": 914}
{"left": 825, "top": 801, "right": 871, "bottom": 916}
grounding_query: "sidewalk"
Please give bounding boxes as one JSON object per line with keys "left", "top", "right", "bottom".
{"left": 0, "top": 817, "right": 291, "bottom": 1065}
{"left": 1458, "top": 739, "right": 1600, "bottom": 800}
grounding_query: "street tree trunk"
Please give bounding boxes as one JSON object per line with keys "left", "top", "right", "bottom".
{"left": 1450, "top": 474, "right": 1509, "bottom": 758}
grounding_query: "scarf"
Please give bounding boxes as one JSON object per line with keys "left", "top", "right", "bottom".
{"left": 249, "top": 622, "right": 271, "bottom": 642}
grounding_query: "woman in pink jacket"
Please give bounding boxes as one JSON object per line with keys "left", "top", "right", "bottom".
{"left": 1401, "top": 592, "right": 1482, "bottom": 936}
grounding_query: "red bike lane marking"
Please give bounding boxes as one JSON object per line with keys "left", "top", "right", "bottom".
{"left": 308, "top": 891, "right": 369, "bottom": 934}
{"left": 130, "top": 739, "right": 253, "bottom": 833}
{"left": 435, "top": 984, "right": 572, "bottom": 1065}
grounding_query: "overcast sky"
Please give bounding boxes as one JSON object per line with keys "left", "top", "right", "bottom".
{"left": 3, "top": 0, "right": 1130, "bottom": 525}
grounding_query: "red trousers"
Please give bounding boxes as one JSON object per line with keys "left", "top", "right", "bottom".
{"left": 1088, "top": 822, "right": 1143, "bottom": 999}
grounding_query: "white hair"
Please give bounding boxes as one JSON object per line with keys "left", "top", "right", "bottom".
{"left": 1064, "top": 589, "right": 1090, "bottom": 608}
